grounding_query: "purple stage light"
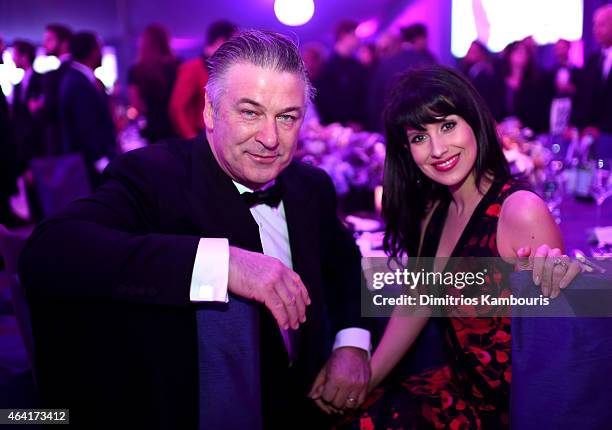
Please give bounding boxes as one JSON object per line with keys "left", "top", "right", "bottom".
{"left": 274, "top": 0, "right": 315, "bottom": 27}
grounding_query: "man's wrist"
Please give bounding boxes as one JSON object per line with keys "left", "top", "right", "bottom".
{"left": 333, "top": 327, "right": 371, "bottom": 357}
{"left": 334, "top": 346, "right": 369, "bottom": 358}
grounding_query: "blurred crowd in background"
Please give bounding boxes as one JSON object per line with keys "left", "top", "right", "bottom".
{"left": 0, "top": 4, "right": 611, "bottom": 227}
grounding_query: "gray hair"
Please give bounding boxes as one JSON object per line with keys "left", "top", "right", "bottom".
{"left": 205, "top": 29, "right": 314, "bottom": 112}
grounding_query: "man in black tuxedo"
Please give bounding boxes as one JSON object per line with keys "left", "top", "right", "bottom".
{"left": 572, "top": 4, "right": 612, "bottom": 157}
{"left": 41, "top": 24, "right": 72, "bottom": 156}
{"left": 0, "top": 36, "right": 17, "bottom": 226}
{"left": 19, "top": 30, "right": 370, "bottom": 429}
{"left": 9, "top": 40, "right": 46, "bottom": 221}
{"left": 59, "top": 31, "right": 116, "bottom": 185}
{"left": 314, "top": 20, "right": 369, "bottom": 129}
{"left": 11, "top": 40, "right": 45, "bottom": 175}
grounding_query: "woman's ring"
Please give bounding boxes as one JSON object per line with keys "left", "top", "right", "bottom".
{"left": 553, "top": 256, "right": 568, "bottom": 269}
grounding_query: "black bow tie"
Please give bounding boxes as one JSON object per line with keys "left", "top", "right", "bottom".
{"left": 241, "top": 182, "right": 283, "bottom": 208}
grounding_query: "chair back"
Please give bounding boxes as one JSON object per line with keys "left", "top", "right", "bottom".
{"left": 0, "top": 225, "right": 35, "bottom": 373}
{"left": 510, "top": 270, "right": 612, "bottom": 429}
{"left": 30, "top": 153, "right": 92, "bottom": 218}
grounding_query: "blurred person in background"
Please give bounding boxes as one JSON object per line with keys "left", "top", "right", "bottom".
{"left": 10, "top": 40, "right": 46, "bottom": 221}
{"left": 498, "top": 40, "right": 553, "bottom": 134}
{"left": 367, "top": 23, "right": 437, "bottom": 132}
{"left": 42, "top": 24, "right": 73, "bottom": 155}
{"left": 401, "top": 23, "right": 437, "bottom": 65}
{"left": 356, "top": 43, "right": 378, "bottom": 71}
{"left": 572, "top": 4, "right": 612, "bottom": 157}
{"left": 374, "top": 32, "right": 402, "bottom": 60}
{"left": 520, "top": 36, "right": 539, "bottom": 65}
{"left": 43, "top": 23, "right": 72, "bottom": 61}
{"left": 547, "top": 39, "right": 581, "bottom": 136}
{"left": 128, "top": 23, "right": 180, "bottom": 144}
{"left": 548, "top": 39, "right": 581, "bottom": 99}
{"left": 314, "top": 20, "right": 369, "bottom": 129}
{"left": 300, "top": 41, "right": 327, "bottom": 123}
{"left": 169, "top": 20, "right": 237, "bottom": 139}
{"left": 59, "top": 32, "right": 116, "bottom": 186}
{"left": 356, "top": 42, "right": 378, "bottom": 98}
{"left": 12, "top": 40, "right": 46, "bottom": 171}
{"left": 0, "top": 36, "right": 19, "bottom": 226}
{"left": 459, "top": 40, "right": 505, "bottom": 121}
{"left": 301, "top": 41, "right": 326, "bottom": 86}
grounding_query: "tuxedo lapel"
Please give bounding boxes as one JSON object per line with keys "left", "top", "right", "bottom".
{"left": 280, "top": 165, "right": 319, "bottom": 281}
{"left": 280, "top": 165, "right": 324, "bottom": 357}
{"left": 12, "top": 83, "right": 23, "bottom": 113}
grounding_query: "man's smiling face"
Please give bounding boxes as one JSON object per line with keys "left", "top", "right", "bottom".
{"left": 205, "top": 62, "right": 306, "bottom": 189}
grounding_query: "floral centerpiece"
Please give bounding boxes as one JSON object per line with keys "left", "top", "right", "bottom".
{"left": 296, "top": 118, "right": 386, "bottom": 195}
{"left": 497, "top": 117, "right": 552, "bottom": 184}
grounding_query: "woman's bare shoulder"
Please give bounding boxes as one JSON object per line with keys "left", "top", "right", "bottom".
{"left": 497, "top": 190, "right": 563, "bottom": 257}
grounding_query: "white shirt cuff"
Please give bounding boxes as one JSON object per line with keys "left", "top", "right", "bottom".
{"left": 95, "top": 156, "right": 110, "bottom": 173}
{"left": 333, "top": 327, "right": 371, "bottom": 356}
{"left": 189, "top": 238, "right": 229, "bottom": 302}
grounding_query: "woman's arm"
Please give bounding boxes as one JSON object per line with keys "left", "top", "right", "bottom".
{"left": 497, "top": 190, "right": 580, "bottom": 297}
{"left": 370, "top": 203, "right": 440, "bottom": 390}
{"left": 128, "top": 83, "right": 146, "bottom": 115}
{"left": 370, "top": 310, "right": 430, "bottom": 389}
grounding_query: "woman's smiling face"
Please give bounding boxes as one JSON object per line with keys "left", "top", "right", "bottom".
{"left": 406, "top": 114, "right": 478, "bottom": 187}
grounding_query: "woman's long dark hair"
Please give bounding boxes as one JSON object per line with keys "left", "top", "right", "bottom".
{"left": 382, "top": 65, "right": 510, "bottom": 258}
{"left": 138, "top": 23, "right": 174, "bottom": 64}
{"left": 133, "top": 24, "right": 177, "bottom": 95}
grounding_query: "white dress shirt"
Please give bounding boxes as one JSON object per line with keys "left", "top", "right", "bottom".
{"left": 602, "top": 47, "right": 612, "bottom": 81}
{"left": 189, "top": 181, "right": 371, "bottom": 355}
{"left": 71, "top": 60, "right": 97, "bottom": 85}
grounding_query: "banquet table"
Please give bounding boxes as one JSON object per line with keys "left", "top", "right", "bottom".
{"left": 348, "top": 191, "right": 612, "bottom": 262}
{"left": 558, "top": 195, "right": 612, "bottom": 254}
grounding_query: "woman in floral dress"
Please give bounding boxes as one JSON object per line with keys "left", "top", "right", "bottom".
{"left": 334, "top": 66, "right": 581, "bottom": 429}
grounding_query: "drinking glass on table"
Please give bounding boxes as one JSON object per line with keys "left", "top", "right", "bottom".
{"left": 592, "top": 159, "right": 612, "bottom": 226}
{"left": 542, "top": 160, "right": 565, "bottom": 224}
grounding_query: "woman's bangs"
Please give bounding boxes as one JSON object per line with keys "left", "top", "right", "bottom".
{"left": 397, "top": 93, "right": 457, "bottom": 130}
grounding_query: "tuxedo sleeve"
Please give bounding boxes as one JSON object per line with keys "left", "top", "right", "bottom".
{"left": 19, "top": 149, "right": 200, "bottom": 306}
{"left": 317, "top": 171, "right": 368, "bottom": 334}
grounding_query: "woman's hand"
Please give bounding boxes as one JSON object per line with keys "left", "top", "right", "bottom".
{"left": 515, "top": 245, "right": 582, "bottom": 298}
